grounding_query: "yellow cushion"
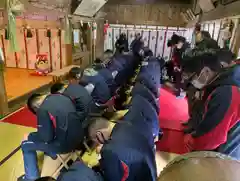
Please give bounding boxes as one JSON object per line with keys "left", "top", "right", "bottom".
{"left": 82, "top": 149, "right": 99, "bottom": 168}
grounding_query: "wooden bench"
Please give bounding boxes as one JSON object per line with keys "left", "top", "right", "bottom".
{"left": 49, "top": 65, "right": 80, "bottom": 83}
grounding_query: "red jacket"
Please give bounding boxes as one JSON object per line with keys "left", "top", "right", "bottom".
{"left": 185, "top": 65, "right": 240, "bottom": 153}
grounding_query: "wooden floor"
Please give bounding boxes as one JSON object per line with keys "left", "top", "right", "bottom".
{"left": 0, "top": 122, "right": 35, "bottom": 181}
{"left": 4, "top": 68, "right": 52, "bottom": 101}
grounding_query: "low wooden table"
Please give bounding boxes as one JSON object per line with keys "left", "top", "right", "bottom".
{"left": 49, "top": 65, "right": 80, "bottom": 82}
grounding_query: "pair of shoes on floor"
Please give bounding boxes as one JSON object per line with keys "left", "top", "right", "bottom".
{"left": 176, "top": 93, "right": 186, "bottom": 99}
{"left": 17, "top": 175, "right": 35, "bottom": 181}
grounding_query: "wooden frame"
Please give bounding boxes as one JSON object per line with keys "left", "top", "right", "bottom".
{"left": 221, "top": 0, "right": 239, "bottom": 5}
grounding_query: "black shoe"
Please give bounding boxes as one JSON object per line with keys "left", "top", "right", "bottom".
{"left": 182, "top": 121, "right": 190, "bottom": 126}
{"left": 183, "top": 127, "right": 195, "bottom": 134}
{"left": 17, "top": 175, "right": 34, "bottom": 181}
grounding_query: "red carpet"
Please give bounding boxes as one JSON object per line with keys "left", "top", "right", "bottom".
{"left": 159, "top": 88, "right": 189, "bottom": 130}
{"left": 1, "top": 107, "right": 37, "bottom": 128}
{"left": 1, "top": 88, "right": 189, "bottom": 154}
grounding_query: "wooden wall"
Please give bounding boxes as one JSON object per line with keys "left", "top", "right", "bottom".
{"left": 0, "top": 18, "right": 67, "bottom": 70}
{"left": 95, "top": 19, "right": 105, "bottom": 58}
{"left": 103, "top": 4, "right": 188, "bottom": 27}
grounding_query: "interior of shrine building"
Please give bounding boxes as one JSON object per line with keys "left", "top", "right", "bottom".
{"left": 0, "top": 0, "right": 240, "bottom": 180}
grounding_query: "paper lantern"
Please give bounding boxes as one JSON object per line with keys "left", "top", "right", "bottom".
{"left": 47, "top": 29, "right": 51, "bottom": 38}
{"left": 26, "top": 28, "right": 33, "bottom": 38}
{"left": 58, "top": 29, "right": 61, "bottom": 37}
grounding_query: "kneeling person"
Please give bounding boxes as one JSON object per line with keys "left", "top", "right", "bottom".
{"left": 18, "top": 93, "right": 85, "bottom": 181}
{"left": 88, "top": 116, "right": 157, "bottom": 181}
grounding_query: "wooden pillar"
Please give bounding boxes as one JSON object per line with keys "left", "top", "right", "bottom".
{"left": 95, "top": 20, "right": 105, "bottom": 58}
{"left": 232, "top": 19, "right": 240, "bottom": 56}
{"left": 65, "top": 44, "right": 73, "bottom": 66}
{"left": 0, "top": 61, "right": 8, "bottom": 118}
{"left": 86, "top": 23, "right": 93, "bottom": 65}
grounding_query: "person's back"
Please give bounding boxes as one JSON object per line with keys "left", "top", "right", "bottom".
{"left": 81, "top": 69, "right": 111, "bottom": 104}
{"left": 18, "top": 94, "right": 85, "bottom": 181}
{"left": 100, "top": 122, "right": 157, "bottom": 181}
{"left": 39, "top": 94, "right": 84, "bottom": 151}
{"left": 87, "top": 115, "right": 157, "bottom": 181}
{"left": 98, "top": 68, "right": 116, "bottom": 95}
{"left": 57, "top": 161, "right": 103, "bottom": 181}
{"left": 51, "top": 83, "right": 94, "bottom": 119}
{"left": 63, "top": 84, "right": 94, "bottom": 117}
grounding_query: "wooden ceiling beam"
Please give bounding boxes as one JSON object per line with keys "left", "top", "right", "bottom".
{"left": 200, "top": 0, "right": 240, "bottom": 21}
{"left": 107, "top": 0, "right": 191, "bottom": 5}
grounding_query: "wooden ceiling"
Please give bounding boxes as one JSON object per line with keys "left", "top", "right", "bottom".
{"left": 1, "top": 0, "right": 192, "bottom": 20}
{"left": 106, "top": 0, "right": 192, "bottom": 5}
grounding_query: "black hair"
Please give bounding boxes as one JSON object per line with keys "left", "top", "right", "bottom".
{"left": 217, "top": 48, "right": 236, "bottom": 64}
{"left": 87, "top": 116, "right": 110, "bottom": 139}
{"left": 68, "top": 67, "right": 83, "bottom": 80}
{"left": 50, "top": 82, "right": 65, "bottom": 94}
{"left": 181, "top": 48, "right": 221, "bottom": 74}
{"left": 168, "top": 34, "right": 186, "bottom": 46}
{"left": 104, "top": 49, "right": 113, "bottom": 54}
{"left": 27, "top": 93, "right": 42, "bottom": 114}
{"left": 170, "top": 34, "right": 180, "bottom": 45}
{"left": 35, "top": 177, "right": 56, "bottom": 181}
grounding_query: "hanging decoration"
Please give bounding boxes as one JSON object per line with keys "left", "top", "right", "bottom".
{"left": 46, "top": 28, "right": 51, "bottom": 38}
{"left": 92, "top": 22, "right": 97, "bottom": 40}
{"left": 104, "top": 20, "right": 109, "bottom": 40}
{"left": 7, "top": 0, "right": 24, "bottom": 52}
{"left": 88, "top": 22, "right": 91, "bottom": 29}
{"left": 26, "top": 26, "right": 33, "bottom": 38}
{"left": 64, "top": 16, "right": 72, "bottom": 44}
{"left": 58, "top": 29, "right": 61, "bottom": 37}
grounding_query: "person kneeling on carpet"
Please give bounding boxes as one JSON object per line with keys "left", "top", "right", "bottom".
{"left": 18, "top": 93, "right": 85, "bottom": 181}
{"left": 50, "top": 82, "right": 96, "bottom": 120}
{"left": 87, "top": 110, "right": 158, "bottom": 181}
{"left": 181, "top": 47, "right": 240, "bottom": 160}
{"left": 67, "top": 67, "right": 97, "bottom": 96}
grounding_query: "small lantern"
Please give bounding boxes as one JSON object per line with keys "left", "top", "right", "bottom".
{"left": 26, "top": 26, "right": 33, "bottom": 38}
{"left": 46, "top": 29, "right": 51, "bottom": 38}
{"left": 58, "top": 29, "right": 61, "bottom": 37}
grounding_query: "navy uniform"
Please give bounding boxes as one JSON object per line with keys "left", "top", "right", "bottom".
{"left": 57, "top": 161, "right": 103, "bottom": 181}
{"left": 21, "top": 94, "right": 84, "bottom": 180}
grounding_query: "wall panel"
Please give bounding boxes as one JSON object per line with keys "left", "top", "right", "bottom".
{"left": 38, "top": 29, "right": 50, "bottom": 68}
{"left": 26, "top": 29, "right": 38, "bottom": 69}
{"left": 0, "top": 18, "right": 67, "bottom": 71}
{"left": 4, "top": 40, "right": 16, "bottom": 68}
{"left": 105, "top": 24, "right": 190, "bottom": 61}
{"left": 51, "top": 29, "right": 61, "bottom": 70}
{"left": 103, "top": 4, "right": 188, "bottom": 27}
{"left": 17, "top": 28, "right": 27, "bottom": 68}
